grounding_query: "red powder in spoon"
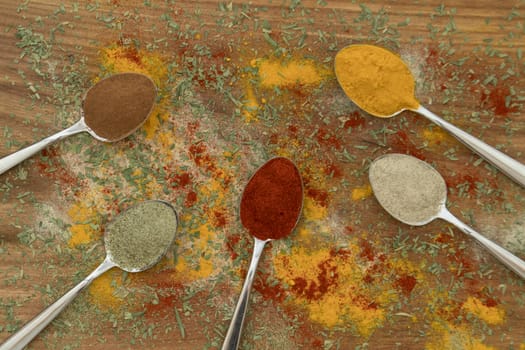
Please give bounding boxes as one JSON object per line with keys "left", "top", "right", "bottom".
{"left": 240, "top": 157, "right": 303, "bottom": 241}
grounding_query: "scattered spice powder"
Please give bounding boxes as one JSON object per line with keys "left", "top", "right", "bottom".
{"left": 105, "top": 201, "right": 178, "bottom": 271}
{"left": 462, "top": 296, "right": 505, "bottom": 325}
{"left": 256, "top": 58, "right": 329, "bottom": 89}
{"left": 273, "top": 243, "right": 391, "bottom": 337}
{"left": 334, "top": 44, "right": 420, "bottom": 117}
{"left": 240, "top": 157, "right": 303, "bottom": 240}
{"left": 351, "top": 184, "right": 372, "bottom": 201}
{"left": 83, "top": 73, "right": 157, "bottom": 141}
{"left": 425, "top": 321, "right": 496, "bottom": 350}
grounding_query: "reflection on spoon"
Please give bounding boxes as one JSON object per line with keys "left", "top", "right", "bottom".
{"left": 221, "top": 157, "right": 303, "bottom": 350}
{"left": 335, "top": 44, "right": 525, "bottom": 188}
{"left": 0, "top": 200, "right": 178, "bottom": 350}
{"left": 0, "top": 72, "right": 157, "bottom": 176}
{"left": 369, "top": 153, "right": 525, "bottom": 279}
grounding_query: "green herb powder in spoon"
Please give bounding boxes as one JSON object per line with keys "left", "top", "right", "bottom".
{"left": 105, "top": 201, "right": 178, "bottom": 271}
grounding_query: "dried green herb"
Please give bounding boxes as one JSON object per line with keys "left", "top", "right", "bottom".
{"left": 105, "top": 201, "right": 178, "bottom": 271}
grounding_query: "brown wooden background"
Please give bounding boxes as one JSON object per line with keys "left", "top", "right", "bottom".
{"left": 0, "top": 1, "right": 524, "bottom": 349}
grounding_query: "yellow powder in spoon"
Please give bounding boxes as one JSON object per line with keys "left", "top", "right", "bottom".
{"left": 334, "top": 44, "right": 420, "bottom": 117}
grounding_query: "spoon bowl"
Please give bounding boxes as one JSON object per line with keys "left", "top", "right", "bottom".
{"left": 0, "top": 200, "right": 178, "bottom": 350}
{"left": 221, "top": 157, "right": 303, "bottom": 350}
{"left": 0, "top": 72, "right": 156, "bottom": 176}
{"left": 369, "top": 153, "right": 525, "bottom": 279}
{"left": 335, "top": 44, "right": 525, "bottom": 187}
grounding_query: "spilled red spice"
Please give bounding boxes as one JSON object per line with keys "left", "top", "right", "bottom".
{"left": 145, "top": 293, "right": 179, "bottom": 315}
{"left": 352, "top": 294, "right": 379, "bottom": 310}
{"left": 482, "top": 297, "right": 498, "bottom": 308}
{"left": 435, "top": 233, "right": 453, "bottom": 244}
{"left": 212, "top": 209, "right": 228, "bottom": 227}
{"left": 37, "top": 147, "right": 79, "bottom": 187}
{"left": 288, "top": 124, "right": 299, "bottom": 134}
{"left": 444, "top": 172, "right": 499, "bottom": 197}
{"left": 168, "top": 171, "right": 192, "bottom": 188}
{"left": 184, "top": 191, "right": 197, "bottom": 207}
{"left": 481, "top": 85, "right": 516, "bottom": 116}
{"left": 316, "top": 127, "right": 343, "bottom": 151}
{"left": 359, "top": 238, "right": 376, "bottom": 262}
{"left": 425, "top": 46, "right": 443, "bottom": 68}
{"left": 306, "top": 188, "right": 329, "bottom": 207}
{"left": 395, "top": 274, "right": 417, "bottom": 297}
{"left": 290, "top": 258, "right": 339, "bottom": 301}
{"left": 225, "top": 233, "right": 243, "bottom": 260}
{"left": 253, "top": 271, "right": 287, "bottom": 303}
{"left": 388, "top": 130, "right": 426, "bottom": 160}
{"left": 186, "top": 121, "right": 200, "bottom": 136}
{"left": 188, "top": 142, "right": 212, "bottom": 168}
{"left": 323, "top": 161, "right": 343, "bottom": 178}
{"left": 117, "top": 45, "right": 142, "bottom": 66}
{"left": 343, "top": 111, "right": 366, "bottom": 129}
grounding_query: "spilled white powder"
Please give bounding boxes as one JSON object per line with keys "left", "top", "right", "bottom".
{"left": 369, "top": 154, "right": 446, "bottom": 225}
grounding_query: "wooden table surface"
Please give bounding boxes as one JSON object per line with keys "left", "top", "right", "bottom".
{"left": 0, "top": 1, "right": 524, "bottom": 349}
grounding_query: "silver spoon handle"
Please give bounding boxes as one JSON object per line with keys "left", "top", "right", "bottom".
{"left": 416, "top": 105, "right": 525, "bottom": 188}
{"left": 0, "top": 120, "right": 87, "bottom": 176}
{"left": 222, "top": 238, "right": 268, "bottom": 350}
{"left": 439, "top": 208, "right": 525, "bottom": 279}
{"left": 0, "top": 258, "right": 114, "bottom": 350}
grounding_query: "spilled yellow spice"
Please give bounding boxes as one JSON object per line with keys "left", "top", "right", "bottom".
{"left": 240, "top": 56, "right": 329, "bottom": 122}
{"left": 174, "top": 222, "right": 216, "bottom": 280}
{"left": 242, "top": 83, "right": 260, "bottom": 122}
{"left": 88, "top": 269, "right": 125, "bottom": 310}
{"left": 425, "top": 322, "right": 495, "bottom": 350}
{"left": 273, "top": 242, "right": 392, "bottom": 338}
{"left": 351, "top": 184, "right": 372, "bottom": 201}
{"left": 67, "top": 197, "right": 104, "bottom": 247}
{"left": 462, "top": 296, "right": 505, "bottom": 325}
{"left": 173, "top": 170, "right": 232, "bottom": 281}
{"left": 422, "top": 127, "right": 453, "bottom": 146}
{"left": 303, "top": 197, "right": 328, "bottom": 220}
{"left": 256, "top": 58, "right": 329, "bottom": 88}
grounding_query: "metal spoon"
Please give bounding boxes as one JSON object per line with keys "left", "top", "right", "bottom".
{"left": 221, "top": 157, "right": 304, "bottom": 350}
{"left": 0, "top": 200, "right": 178, "bottom": 350}
{"left": 0, "top": 72, "right": 157, "bottom": 176}
{"left": 335, "top": 44, "right": 525, "bottom": 188}
{"left": 369, "top": 153, "right": 525, "bottom": 279}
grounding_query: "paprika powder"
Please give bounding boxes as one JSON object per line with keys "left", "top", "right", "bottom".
{"left": 240, "top": 157, "right": 303, "bottom": 241}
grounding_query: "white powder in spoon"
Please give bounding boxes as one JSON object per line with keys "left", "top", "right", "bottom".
{"left": 369, "top": 154, "right": 447, "bottom": 225}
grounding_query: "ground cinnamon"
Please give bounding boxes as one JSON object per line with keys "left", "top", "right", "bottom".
{"left": 82, "top": 72, "right": 156, "bottom": 141}
{"left": 240, "top": 157, "right": 303, "bottom": 241}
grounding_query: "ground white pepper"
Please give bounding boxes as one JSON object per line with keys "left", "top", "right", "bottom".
{"left": 368, "top": 154, "right": 446, "bottom": 225}
{"left": 105, "top": 200, "right": 178, "bottom": 271}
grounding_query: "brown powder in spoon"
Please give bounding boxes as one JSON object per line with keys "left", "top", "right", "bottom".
{"left": 82, "top": 73, "right": 157, "bottom": 141}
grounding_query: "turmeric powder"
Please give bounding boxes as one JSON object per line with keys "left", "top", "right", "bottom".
{"left": 334, "top": 44, "right": 419, "bottom": 117}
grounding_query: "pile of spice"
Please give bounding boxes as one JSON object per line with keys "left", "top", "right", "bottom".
{"left": 83, "top": 72, "right": 157, "bottom": 141}
{"left": 334, "top": 44, "right": 420, "bottom": 117}
{"left": 368, "top": 153, "right": 446, "bottom": 225}
{"left": 240, "top": 157, "right": 303, "bottom": 240}
{"left": 105, "top": 200, "right": 178, "bottom": 271}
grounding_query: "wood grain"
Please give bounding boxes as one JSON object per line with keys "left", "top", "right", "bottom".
{"left": 0, "top": 1, "right": 524, "bottom": 349}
